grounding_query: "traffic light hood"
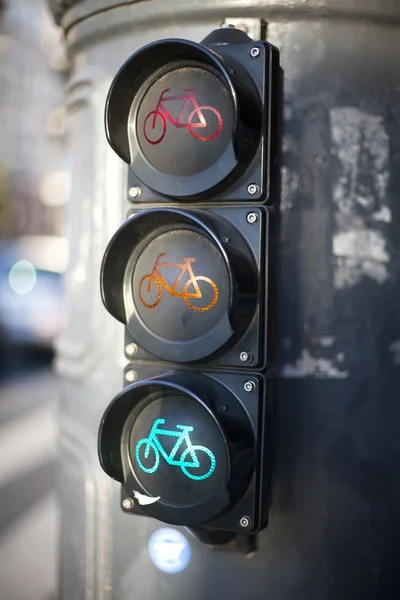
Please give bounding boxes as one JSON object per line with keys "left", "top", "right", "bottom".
{"left": 105, "top": 37, "right": 262, "bottom": 198}
{"left": 100, "top": 208, "right": 258, "bottom": 363}
{"left": 98, "top": 370, "right": 257, "bottom": 527}
{"left": 105, "top": 38, "right": 237, "bottom": 165}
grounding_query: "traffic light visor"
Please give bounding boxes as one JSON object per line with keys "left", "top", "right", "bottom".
{"left": 105, "top": 38, "right": 261, "bottom": 197}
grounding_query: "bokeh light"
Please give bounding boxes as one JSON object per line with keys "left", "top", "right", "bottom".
{"left": 8, "top": 259, "right": 37, "bottom": 295}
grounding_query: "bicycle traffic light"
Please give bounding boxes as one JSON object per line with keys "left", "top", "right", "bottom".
{"left": 98, "top": 27, "right": 281, "bottom": 539}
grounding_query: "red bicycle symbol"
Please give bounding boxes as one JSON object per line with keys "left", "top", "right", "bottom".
{"left": 143, "top": 88, "right": 223, "bottom": 145}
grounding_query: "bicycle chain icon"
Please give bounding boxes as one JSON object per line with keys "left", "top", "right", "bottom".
{"left": 143, "top": 88, "right": 223, "bottom": 145}
{"left": 138, "top": 253, "right": 218, "bottom": 312}
{"left": 135, "top": 418, "right": 216, "bottom": 481}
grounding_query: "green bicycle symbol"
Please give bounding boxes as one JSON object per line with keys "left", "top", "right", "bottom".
{"left": 135, "top": 418, "right": 216, "bottom": 481}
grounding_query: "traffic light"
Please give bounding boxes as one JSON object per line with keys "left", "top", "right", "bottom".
{"left": 98, "top": 26, "right": 281, "bottom": 538}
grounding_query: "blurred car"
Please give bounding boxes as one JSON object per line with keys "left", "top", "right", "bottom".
{"left": 0, "top": 236, "right": 67, "bottom": 355}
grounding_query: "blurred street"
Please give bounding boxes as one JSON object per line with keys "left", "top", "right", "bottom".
{"left": 0, "top": 366, "right": 58, "bottom": 600}
{"left": 0, "top": 1, "right": 67, "bottom": 598}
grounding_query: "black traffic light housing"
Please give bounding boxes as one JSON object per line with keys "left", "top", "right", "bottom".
{"left": 99, "top": 368, "right": 271, "bottom": 534}
{"left": 101, "top": 206, "right": 270, "bottom": 367}
{"left": 105, "top": 28, "right": 280, "bottom": 203}
{"left": 98, "top": 27, "right": 281, "bottom": 538}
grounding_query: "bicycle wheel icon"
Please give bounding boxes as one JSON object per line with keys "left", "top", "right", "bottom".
{"left": 136, "top": 438, "right": 160, "bottom": 474}
{"left": 180, "top": 446, "right": 216, "bottom": 481}
{"left": 188, "top": 106, "right": 223, "bottom": 141}
{"left": 139, "top": 274, "right": 162, "bottom": 309}
{"left": 143, "top": 111, "right": 167, "bottom": 145}
{"left": 183, "top": 276, "right": 218, "bottom": 312}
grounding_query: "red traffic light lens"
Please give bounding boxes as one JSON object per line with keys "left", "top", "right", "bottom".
{"left": 136, "top": 66, "right": 234, "bottom": 177}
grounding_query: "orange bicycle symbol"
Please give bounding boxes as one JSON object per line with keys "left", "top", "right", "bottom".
{"left": 138, "top": 253, "right": 218, "bottom": 312}
{"left": 143, "top": 88, "right": 223, "bottom": 145}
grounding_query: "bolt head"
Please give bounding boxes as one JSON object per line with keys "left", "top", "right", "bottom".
{"left": 244, "top": 381, "right": 256, "bottom": 393}
{"left": 240, "top": 516, "right": 251, "bottom": 528}
{"left": 125, "top": 370, "right": 137, "bottom": 383}
{"left": 125, "top": 343, "right": 138, "bottom": 356}
{"left": 247, "top": 183, "right": 259, "bottom": 196}
{"left": 240, "top": 351, "right": 253, "bottom": 363}
{"left": 218, "top": 405, "right": 227, "bottom": 413}
{"left": 221, "top": 236, "right": 230, "bottom": 243}
{"left": 122, "top": 498, "right": 134, "bottom": 510}
{"left": 250, "top": 46, "right": 261, "bottom": 59}
{"left": 246, "top": 212, "right": 258, "bottom": 224}
{"left": 128, "top": 187, "right": 141, "bottom": 199}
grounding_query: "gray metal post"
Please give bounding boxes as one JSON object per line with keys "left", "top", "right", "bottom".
{"left": 49, "top": 2, "right": 400, "bottom": 598}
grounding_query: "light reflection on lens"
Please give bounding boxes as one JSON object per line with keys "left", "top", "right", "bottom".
{"left": 8, "top": 260, "right": 37, "bottom": 295}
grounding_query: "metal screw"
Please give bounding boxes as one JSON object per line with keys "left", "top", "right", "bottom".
{"left": 125, "top": 343, "right": 138, "bottom": 356}
{"left": 122, "top": 498, "right": 134, "bottom": 510}
{"left": 240, "top": 351, "right": 253, "bottom": 363}
{"left": 244, "top": 381, "right": 256, "bottom": 393}
{"left": 125, "top": 370, "right": 137, "bottom": 383}
{"left": 246, "top": 212, "right": 258, "bottom": 224}
{"left": 221, "top": 236, "right": 230, "bottom": 243}
{"left": 250, "top": 46, "right": 261, "bottom": 59}
{"left": 227, "top": 69, "right": 234, "bottom": 75}
{"left": 240, "top": 516, "right": 251, "bottom": 528}
{"left": 218, "top": 405, "right": 227, "bottom": 413}
{"left": 128, "top": 186, "right": 141, "bottom": 199}
{"left": 247, "top": 183, "right": 259, "bottom": 196}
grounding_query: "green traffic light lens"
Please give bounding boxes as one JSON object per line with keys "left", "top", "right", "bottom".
{"left": 129, "top": 394, "right": 228, "bottom": 506}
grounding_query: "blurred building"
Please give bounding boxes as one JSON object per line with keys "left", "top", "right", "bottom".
{"left": 0, "top": 0, "right": 69, "bottom": 239}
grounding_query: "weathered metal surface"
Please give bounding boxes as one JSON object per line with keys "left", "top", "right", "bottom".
{"left": 49, "top": 0, "right": 400, "bottom": 31}
{"left": 52, "top": 2, "right": 400, "bottom": 599}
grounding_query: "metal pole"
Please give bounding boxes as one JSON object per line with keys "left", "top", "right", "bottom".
{"left": 49, "top": 1, "right": 400, "bottom": 598}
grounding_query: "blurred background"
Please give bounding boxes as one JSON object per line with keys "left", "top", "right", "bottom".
{"left": 0, "top": 0, "right": 68, "bottom": 597}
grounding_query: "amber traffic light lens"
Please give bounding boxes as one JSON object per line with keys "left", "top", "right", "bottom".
{"left": 132, "top": 228, "right": 230, "bottom": 343}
